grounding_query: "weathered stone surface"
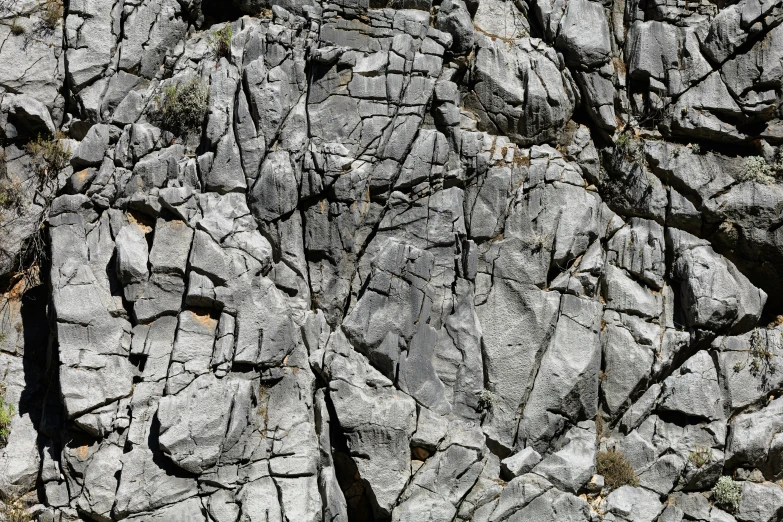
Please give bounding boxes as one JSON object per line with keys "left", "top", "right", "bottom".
{"left": 471, "top": 37, "right": 577, "bottom": 146}
{"left": 501, "top": 447, "right": 542, "bottom": 479}
{"left": 601, "top": 486, "right": 664, "bottom": 522}
{"left": 158, "top": 374, "right": 254, "bottom": 473}
{"left": 668, "top": 228, "right": 766, "bottom": 333}
{"left": 318, "top": 331, "right": 417, "bottom": 518}
{"left": 6, "top": 0, "right": 783, "bottom": 519}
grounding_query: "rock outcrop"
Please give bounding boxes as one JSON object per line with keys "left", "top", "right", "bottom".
{"left": 1, "top": 0, "right": 783, "bottom": 520}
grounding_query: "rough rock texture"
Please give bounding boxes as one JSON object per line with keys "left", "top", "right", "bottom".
{"left": 1, "top": 0, "right": 783, "bottom": 520}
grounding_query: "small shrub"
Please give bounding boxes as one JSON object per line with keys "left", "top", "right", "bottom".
{"left": 209, "top": 25, "right": 232, "bottom": 59}
{"left": 25, "top": 135, "right": 70, "bottom": 181}
{"left": 688, "top": 445, "right": 713, "bottom": 468}
{"left": 742, "top": 156, "right": 776, "bottom": 184}
{"left": 10, "top": 18, "right": 24, "bottom": 35}
{"left": 615, "top": 133, "right": 631, "bottom": 152}
{"left": 1, "top": 498, "right": 32, "bottom": 522}
{"left": 712, "top": 476, "right": 742, "bottom": 512}
{"left": 477, "top": 389, "right": 495, "bottom": 412}
{"left": 615, "top": 132, "right": 646, "bottom": 165}
{"left": 40, "top": 0, "right": 62, "bottom": 29}
{"left": 595, "top": 414, "right": 605, "bottom": 439}
{"left": 691, "top": 143, "right": 701, "bottom": 154}
{"left": 157, "top": 79, "right": 208, "bottom": 136}
{"left": 748, "top": 328, "right": 776, "bottom": 378}
{"left": 0, "top": 183, "right": 21, "bottom": 210}
{"left": 0, "top": 384, "right": 14, "bottom": 447}
{"left": 596, "top": 449, "right": 639, "bottom": 490}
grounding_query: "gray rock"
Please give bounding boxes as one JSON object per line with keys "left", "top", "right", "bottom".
{"left": 715, "top": 328, "right": 783, "bottom": 414}
{"left": 556, "top": 0, "right": 611, "bottom": 67}
{"left": 72, "top": 124, "right": 111, "bottom": 168}
{"left": 322, "top": 331, "right": 417, "bottom": 519}
{"left": 518, "top": 295, "right": 602, "bottom": 453}
{"left": 149, "top": 219, "right": 193, "bottom": 275}
{"left": 736, "top": 481, "right": 783, "bottom": 522}
{"left": 342, "top": 239, "right": 435, "bottom": 380}
{"left": 473, "top": 0, "right": 529, "bottom": 39}
{"left": 75, "top": 443, "right": 122, "bottom": 521}
{"left": 607, "top": 218, "right": 665, "bottom": 290}
{"left": 501, "top": 447, "right": 542, "bottom": 479}
{"left": 471, "top": 37, "right": 577, "bottom": 146}
{"left": 658, "top": 351, "right": 723, "bottom": 421}
{"left": 9, "top": 0, "right": 783, "bottom": 517}
{"left": 498, "top": 487, "right": 590, "bottom": 521}
{"left": 726, "top": 396, "right": 783, "bottom": 477}
{"left": 133, "top": 272, "right": 186, "bottom": 323}
{"left": 2, "top": 93, "right": 57, "bottom": 137}
{"left": 250, "top": 150, "right": 299, "bottom": 222}
{"left": 667, "top": 228, "right": 766, "bottom": 333}
{"left": 602, "top": 486, "right": 664, "bottom": 522}
{"left": 395, "top": 420, "right": 484, "bottom": 520}
{"left": 0, "top": 414, "right": 41, "bottom": 499}
{"left": 124, "top": 497, "right": 208, "bottom": 521}
{"left": 436, "top": 0, "right": 475, "bottom": 55}
{"left": 159, "top": 374, "right": 254, "bottom": 473}
{"left": 202, "top": 130, "right": 247, "bottom": 194}
{"left": 165, "top": 310, "right": 218, "bottom": 394}
{"left": 532, "top": 421, "right": 596, "bottom": 493}
{"left": 114, "top": 448, "right": 198, "bottom": 517}
{"left": 115, "top": 222, "right": 150, "bottom": 300}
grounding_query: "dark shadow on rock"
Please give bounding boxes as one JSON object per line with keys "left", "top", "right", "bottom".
{"left": 18, "top": 283, "right": 50, "bottom": 425}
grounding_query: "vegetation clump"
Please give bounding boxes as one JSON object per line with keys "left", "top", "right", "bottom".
{"left": 688, "top": 445, "right": 713, "bottom": 468}
{"left": 0, "top": 384, "right": 14, "bottom": 447}
{"left": 748, "top": 328, "right": 776, "bottom": 378}
{"left": 25, "top": 135, "right": 70, "bottom": 182}
{"left": 712, "top": 476, "right": 742, "bottom": 512}
{"left": 40, "top": 0, "right": 62, "bottom": 29}
{"left": 16, "top": 136, "right": 69, "bottom": 280}
{"left": 0, "top": 182, "right": 22, "bottom": 212}
{"left": 10, "top": 18, "right": 24, "bottom": 35}
{"left": 614, "top": 131, "right": 646, "bottom": 165}
{"left": 477, "top": 389, "right": 496, "bottom": 412}
{"left": 740, "top": 155, "right": 783, "bottom": 185}
{"left": 209, "top": 25, "right": 233, "bottom": 59}
{"left": 157, "top": 79, "right": 208, "bottom": 136}
{"left": 596, "top": 449, "right": 639, "bottom": 490}
{"left": 1, "top": 497, "right": 32, "bottom": 522}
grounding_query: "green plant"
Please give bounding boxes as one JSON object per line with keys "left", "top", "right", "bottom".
{"left": 742, "top": 156, "right": 776, "bottom": 184}
{"left": 615, "top": 133, "right": 631, "bottom": 151}
{"left": 477, "top": 389, "right": 495, "bottom": 412}
{"left": 40, "top": 0, "right": 62, "bottom": 29}
{"left": 691, "top": 143, "right": 701, "bottom": 154}
{"left": 25, "top": 135, "right": 70, "bottom": 182}
{"left": 688, "top": 445, "right": 713, "bottom": 468}
{"left": 615, "top": 131, "right": 646, "bottom": 165}
{"left": 1, "top": 497, "right": 32, "bottom": 522}
{"left": 748, "top": 328, "right": 776, "bottom": 378}
{"left": 0, "top": 181, "right": 22, "bottom": 212}
{"left": 712, "top": 476, "right": 742, "bottom": 512}
{"left": 209, "top": 25, "right": 232, "bottom": 59}
{"left": 0, "top": 384, "right": 14, "bottom": 447}
{"left": 157, "top": 79, "right": 208, "bottom": 136}
{"left": 596, "top": 449, "right": 639, "bottom": 490}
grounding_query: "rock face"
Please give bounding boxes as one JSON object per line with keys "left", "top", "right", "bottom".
{"left": 1, "top": 0, "right": 783, "bottom": 521}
